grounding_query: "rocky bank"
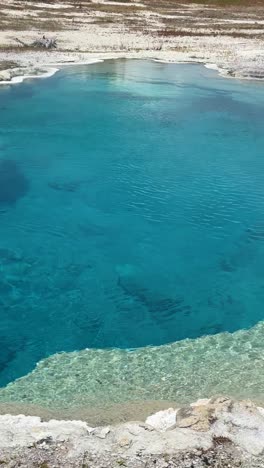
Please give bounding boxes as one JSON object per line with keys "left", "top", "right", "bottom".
{"left": 1, "top": 397, "right": 264, "bottom": 467}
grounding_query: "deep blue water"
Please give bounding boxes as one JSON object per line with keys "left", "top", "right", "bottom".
{"left": 0, "top": 59, "right": 264, "bottom": 386}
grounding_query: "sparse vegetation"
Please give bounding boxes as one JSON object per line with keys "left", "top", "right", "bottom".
{"left": 191, "top": 0, "right": 264, "bottom": 5}
{"left": 117, "top": 460, "right": 127, "bottom": 466}
{"left": 0, "top": 60, "right": 17, "bottom": 71}
{"left": 213, "top": 435, "right": 232, "bottom": 445}
{"left": 0, "top": 0, "right": 264, "bottom": 38}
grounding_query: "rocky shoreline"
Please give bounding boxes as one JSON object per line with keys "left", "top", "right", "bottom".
{"left": 0, "top": 42, "right": 264, "bottom": 86}
{"left": 1, "top": 397, "right": 264, "bottom": 467}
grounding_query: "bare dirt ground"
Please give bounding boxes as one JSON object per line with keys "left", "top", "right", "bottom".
{"left": 1, "top": 0, "right": 264, "bottom": 39}
{"left": 0, "top": 0, "right": 264, "bottom": 80}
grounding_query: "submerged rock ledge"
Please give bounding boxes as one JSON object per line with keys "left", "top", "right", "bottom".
{"left": 1, "top": 321, "right": 264, "bottom": 413}
{"left": 1, "top": 397, "right": 264, "bottom": 467}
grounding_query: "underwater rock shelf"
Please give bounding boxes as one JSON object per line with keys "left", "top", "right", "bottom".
{"left": 0, "top": 321, "right": 264, "bottom": 415}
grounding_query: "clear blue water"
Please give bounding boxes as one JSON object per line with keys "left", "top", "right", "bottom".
{"left": 0, "top": 59, "right": 264, "bottom": 387}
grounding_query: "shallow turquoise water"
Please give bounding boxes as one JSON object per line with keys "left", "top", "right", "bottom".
{"left": 0, "top": 59, "right": 264, "bottom": 387}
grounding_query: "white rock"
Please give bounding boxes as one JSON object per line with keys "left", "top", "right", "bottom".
{"left": 0, "top": 70, "right": 12, "bottom": 81}
{"left": 257, "top": 406, "right": 264, "bottom": 417}
{"left": 95, "top": 426, "right": 111, "bottom": 439}
{"left": 234, "top": 428, "right": 264, "bottom": 456}
{"left": 0, "top": 415, "right": 94, "bottom": 448}
{"left": 145, "top": 408, "right": 177, "bottom": 432}
{"left": 212, "top": 401, "right": 264, "bottom": 456}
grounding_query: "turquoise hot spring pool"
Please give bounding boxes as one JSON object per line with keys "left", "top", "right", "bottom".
{"left": 0, "top": 59, "right": 264, "bottom": 402}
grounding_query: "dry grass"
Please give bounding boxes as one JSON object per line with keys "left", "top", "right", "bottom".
{"left": 1, "top": 0, "right": 264, "bottom": 39}
{"left": 190, "top": 0, "right": 264, "bottom": 5}
{"left": 146, "top": 0, "right": 264, "bottom": 5}
{"left": 158, "top": 28, "right": 264, "bottom": 38}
